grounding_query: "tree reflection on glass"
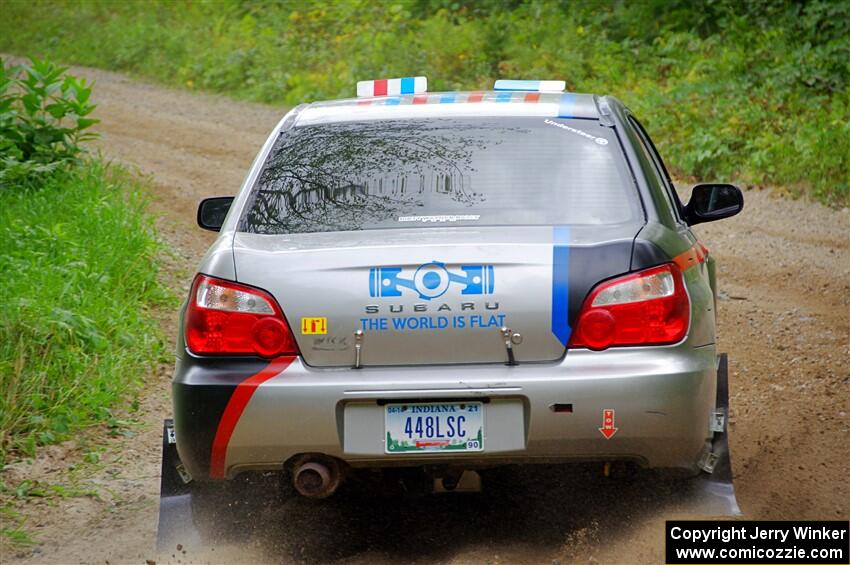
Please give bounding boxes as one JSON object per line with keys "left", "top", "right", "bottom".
{"left": 239, "top": 119, "right": 514, "bottom": 234}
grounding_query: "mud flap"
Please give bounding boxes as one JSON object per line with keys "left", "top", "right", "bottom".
{"left": 688, "top": 353, "right": 741, "bottom": 515}
{"left": 156, "top": 419, "right": 201, "bottom": 551}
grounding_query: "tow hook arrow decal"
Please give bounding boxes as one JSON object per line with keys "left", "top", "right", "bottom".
{"left": 599, "top": 408, "right": 618, "bottom": 439}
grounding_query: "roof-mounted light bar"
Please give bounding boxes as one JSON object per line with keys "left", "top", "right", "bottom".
{"left": 494, "top": 79, "right": 566, "bottom": 92}
{"left": 357, "top": 76, "right": 427, "bottom": 97}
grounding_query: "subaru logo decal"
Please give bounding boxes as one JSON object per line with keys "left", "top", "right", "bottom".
{"left": 369, "top": 262, "right": 495, "bottom": 301}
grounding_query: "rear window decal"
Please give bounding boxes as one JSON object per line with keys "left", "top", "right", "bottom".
{"left": 398, "top": 214, "right": 480, "bottom": 223}
{"left": 544, "top": 118, "right": 609, "bottom": 145}
{"left": 398, "top": 214, "right": 481, "bottom": 224}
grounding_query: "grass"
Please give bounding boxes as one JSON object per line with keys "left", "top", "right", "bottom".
{"left": 0, "top": 504, "right": 35, "bottom": 547}
{"left": 0, "top": 161, "right": 172, "bottom": 464}
{"left": 0, "top": 475, "right": 101, "bottom": 550}
{"left": 0, "top": 0, "right": 847, "bottom": 205}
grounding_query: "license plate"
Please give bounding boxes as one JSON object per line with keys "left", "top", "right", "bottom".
{"left": 385, "top": 402, "right": 484, "bottom": 453}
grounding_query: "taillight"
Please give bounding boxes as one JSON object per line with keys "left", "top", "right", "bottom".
{"left": 184, "top": 274, "right": 299, "bottom": 358}
{"left": 569, "top": 263, "right": 690, "bottom": 351}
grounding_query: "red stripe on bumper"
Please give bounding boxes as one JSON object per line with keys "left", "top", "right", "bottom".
{"left": 209, "top": 356, "right": 296, "bottom": 478}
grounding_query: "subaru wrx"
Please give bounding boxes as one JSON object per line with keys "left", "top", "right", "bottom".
{"left": 158, "top": 77, "right": 744, "bottom": 541}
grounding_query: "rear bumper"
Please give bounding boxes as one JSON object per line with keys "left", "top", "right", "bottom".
{"left": 173, "top": 344, "right": 717, "bottom": 480}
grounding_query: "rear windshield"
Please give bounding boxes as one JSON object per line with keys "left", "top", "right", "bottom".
{"left": 239, "top": 117, "right": 640, "bottom": 234}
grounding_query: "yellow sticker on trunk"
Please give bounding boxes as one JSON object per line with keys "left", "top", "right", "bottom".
{"left": 301, "top": 317, "right": 327, "bottom": 335}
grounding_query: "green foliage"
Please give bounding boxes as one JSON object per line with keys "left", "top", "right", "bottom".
{"left": 0, "top": 0, "right": 847, "bottom": 203}
{"left": 0, "top": 57, "right": 99, "bottom": 187}
{"left": 0, "top": 162, "right": 171, "bottom": 462}
{"left": 0, "top": 54, "right": 169, "bottom": 547}
{"left": 0, "top": 504, "right": 35, "bottom": 547}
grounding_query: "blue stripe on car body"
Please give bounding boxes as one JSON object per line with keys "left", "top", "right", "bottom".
{"left": 551, "top": 226, "right": 571, "bottom": 346}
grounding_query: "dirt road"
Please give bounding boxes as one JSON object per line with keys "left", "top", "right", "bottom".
{"left": 3, "top": 65, "right": 848, "bottom": 565}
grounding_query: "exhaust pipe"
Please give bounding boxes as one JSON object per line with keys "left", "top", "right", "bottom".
{"left": 292, "top": 456, "right": 343, "bottom": 498}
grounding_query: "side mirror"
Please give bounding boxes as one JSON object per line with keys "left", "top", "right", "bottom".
{"left": 197, "top": 197, "right": 234, "bottom": 232}
{"left": 684, "top": 184, "right": 743, "bottom": 226}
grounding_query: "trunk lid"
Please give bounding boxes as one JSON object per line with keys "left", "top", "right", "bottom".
{"left": 232, "top": 225, "right": 638, "bottom": 367}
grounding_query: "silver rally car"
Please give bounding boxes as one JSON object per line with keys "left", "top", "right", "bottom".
{"left": 161, "top": 77, "right": 744, "bottom": 527}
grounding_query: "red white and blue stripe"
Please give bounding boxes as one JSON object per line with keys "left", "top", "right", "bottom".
{"left": 298, "top": 85, "right": 596, "bottom": 126}
{"left": 357, "top": 76, "right": 427, "bottom": 97}
{"left": 350, "top": 91, "right": 577, "bottom": 115}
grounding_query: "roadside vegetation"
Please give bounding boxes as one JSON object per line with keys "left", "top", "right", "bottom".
{"left": 0, "top": 57, "right": 171, "bottom": 467}
{"left": 0, "top": 0, "right": 847, "bottom": 204}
